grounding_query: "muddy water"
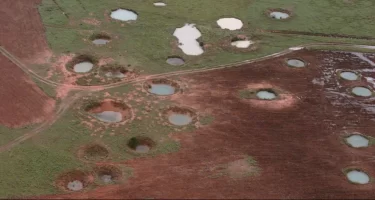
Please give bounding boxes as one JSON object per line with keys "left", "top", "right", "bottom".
{"left": 287, "top": 59, "right": 305, "bottom": 68}
{"left": 173, "top": 24, "right": 204, "bottom": 56}
{"left": 346, "top": 170, "right": 370, "bottom": 184}
{"left": 73, "top": 62, "right": 93, "bottom": 73}
{"left": 345, "top": 135, "right": 369, "bottom": 148}
{"left": 168, "top": 113, "right": 192, "bottom": 126}
{"left": 92, "top": 39, "right": 110, "bottom": 45}
{"left": 67, "top": 180, "right": 83, "bottom": 191}
{"left": 135, "top": 145, "right": 150, "bottom": 153}
{"left": 94, "top": 111, "right": 122, "bottom": 123}
{"left": 110, "top": 9, "right": 138, "bottom": 21}
{"left": 148, "top": 84, "right": 175, "bottom": 95}
{"left": 256, "top": 90, "right": 277, "bottom": 100}
{"left": 166, "top": 57, "right": 185, "bottom": 66}
{"left": 231, "top": 40, "right": 254, "bottom": 48}
{"left": 101, "top": 175, "right": 113, "bottom": 184}
{"left": 270, "top": 11, "right": 289, "bottom": 19}
{"left": 340, "top": 71, "right": 358, "bottom": 80}
{"left": 352, "top": 87, "right": 372, "bottom": 97}
{"left": 105, "top": 71, "right": 126, "bottom": 78}
{"left": 216, "top": 18, "right": 243, "bottom": 30}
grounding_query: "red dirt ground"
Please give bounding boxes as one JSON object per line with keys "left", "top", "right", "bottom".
{"left": 0, "top": 54, "right": 55, "bottom": 128}
{"left": 0, "top": 0, "right": 51, "bottom": 64}
{"left": 39, "top": 50, "right": 375, "bottom": 199}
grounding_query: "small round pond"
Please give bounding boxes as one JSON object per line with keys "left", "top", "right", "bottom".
{"left": 165, "top": 107, "right": 195, "bottom": 126}
{"left": 345, "top": 135, "right": 369, "bottom": 148}
{"left": 145, "top": 79, "right": 179, "bottom": 96}
{"left": 287, "top": 59, "right": 306, "bottom": 68}
{"left": 340, "top": 71, "right": 359, "bottom": 81}
{"left": 128, "top": 136, "right": 155, "bottom": 153}
{"left": 92, "top": 39, "right": 110, "bottom": 45}
{"left": 270, "top": 11, "right": 290, "bottom": 19}
{"left": 166, "top": 56, "right": 185, "bottom": 66}
{"left": 110, "top": 9, "right": 138, "bottom": 21}
{"left": 231, "top": 40, "right": 254, "bottom": 49}
{"left": 95, "top": 165, "right": 121, "bottom": 184}
{"left": 351, "top": 87, "right": 373, "bottom": 97}
{"left": 346, "top": 170, "right": 370, "bottom": 184}
{"left": 256, "top": 89, "right": 277, "bottom": 100}
{"left": 74, "top": 62, "right": 94, "bottom": 73}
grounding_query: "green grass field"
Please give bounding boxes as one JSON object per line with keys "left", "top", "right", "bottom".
{"left": 2, "top": 0, "right": 375, "bottom": 198}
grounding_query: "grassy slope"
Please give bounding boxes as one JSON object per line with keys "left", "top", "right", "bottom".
{"left": 0, "top": 84, "right": 193, "bottom": 198}
{"left": 38, "top": 0, "right": 375, "bottom": 75}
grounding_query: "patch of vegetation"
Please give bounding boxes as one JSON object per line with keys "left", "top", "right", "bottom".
{"left": 32, "top": 78, "right": 56, "bottom": 99}
{"left": 238, "top": 89, "right": 256, "bottom": 99}
{"left": 199, "top": 115, "right": 215, "bottom": 126}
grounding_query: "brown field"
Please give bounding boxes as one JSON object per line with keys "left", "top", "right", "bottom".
{"left": 0, "top": 54, "right": 55, "bottom": 127}
{"left": 38, "top": 50, "right": 375, "bottom": 199}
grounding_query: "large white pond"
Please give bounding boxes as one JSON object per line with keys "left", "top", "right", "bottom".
{"left": 345, "top": 135, "right": 369, "bottom": 148}
{"left": 340, "top": 71, "right": 359, "bottom": 81}
{"left": 231, "top": 40, "right": 254, "bottom": 48}
{"left": 173, "top": 24, "right": 204, "bottom": 56}
{"left": 352, "top": 87, "right": 372, "bottom": 97}
{"left": 346, "top": 170, "right": 370, "bottom": 184}
{"left": 73, "top": 62, "right": 93, "bottom": 73}
{"left": 270, "top": 11, "right": 290, "bottom": 19}
{"left": 217, "top": 18, "right": 243, "bottom": 30}
{"left": 110, "top": 9, "right": 138, "bottom": 21}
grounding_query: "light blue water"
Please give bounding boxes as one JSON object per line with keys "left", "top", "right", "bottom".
{"left": 352, "top": 87, "right": 372, "bottom": 97}
{"left": 149, "top": 84, "right": 175, "bottom": 95}
{"left": 110, "top": 9, "right": 138, "bottom": 21}
{"left": 346, "top": 135, "right": 369, "bottom": 148}
{"left": 340, "top": 71, "right": 358, "bottom": 80}
{"left": 94, "top": 111, "right": 122, "bottom": 123}
{"left": 347, "top": 170, "right": 370, "bottom": 184}
{"left": 168, "top": 113, "right": 192, "bottom": 126}
{"left": 73, "top": 62, "right": 93, "bottom": 73}
{"left": 287, "top": 59, "right": 305, "bottom": 68}
{"left": 93, "top": 39, "right": 110, "bottom": 45}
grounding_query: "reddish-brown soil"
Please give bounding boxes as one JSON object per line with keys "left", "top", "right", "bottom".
{"left": 0, "top": 0, "right": 51, "bottom": 63}
{"left": 0, "top": 54, "right": 55, "bottom": 128}
{"left": 40, "top": 50, "right": 375, "bottom": 199}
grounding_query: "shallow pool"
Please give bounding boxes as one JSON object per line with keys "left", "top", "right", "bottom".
{"left": 231, "top": 40, "right": 254, "bottom": 48}
{"left": 168, "top": 113, "right": 192, "bottom": 126}
{"left": 135, "top": 145, "right": 150, "bottom": 153}
{"left": 340, "top": 71, "right": 358, "bottom": 81}
{"left": 166, "top": 57, "right": 185, "bottom": 66}
{"left": 173, "top": 24, "right": 204, "bottom": 56}
{"left": 92, "top": 39, "right": 110, "bottom": 45}
{"left": 73, "top": 62, "right": 93, "bottom": 73}
{"left": 217, "top": 18, "right": 243, "bottom": 30}
{"left": 148, "top": 84, "right": 175, "bottom": 95}
{"left": 94, "top": 111, "right": 122, "bottom": 123}
{"left": 346, "top": 135, "right": 369, "bottom": 148}
{"left": 287, "top": 59, "right": 305, "bottom": 68}
{"left": 352, "top": 87, "right": 372, "bottom": 97}
{"left": 110, "top": 9, "right": 138, "bottom": 21}
{"left": 67, "top": 180, "right": 83, "bottom": 191}
{"left": 347, "top": 170, "right": 370, "bottom": 184}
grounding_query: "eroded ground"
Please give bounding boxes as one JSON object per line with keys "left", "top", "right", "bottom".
{"left": 39, "top": 50, "right": 375, "bottom": 199}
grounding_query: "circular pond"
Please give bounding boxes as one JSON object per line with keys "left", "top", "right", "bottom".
{"left": 287, "top": 59, "right": 306, "bottom": 68}
{"left": 345, "top": 135, "right": 369, "bottom": 148}
{"left": 67, "top": 180, "right": 83, "bottom": 191}
{"left": 256, "top": 90, "right": 277, "bottom": 100}
{"left": 86, "top": 99, "right": 131, "bottom": 123}
{"left": 231, "top": 40, "right": 254, "bottom": 48}
{"left": 110, "top": 9, "right": 138, "bottom": 21}
{"left": 165, "top": 107, "right": 195, "bottom": 126}
{"left": 92, "top": 39, "right": 110, "bottom": 45}
{"left": 352, "top": 87, "right": 372, "bottom": 97}
{"left": 145, "top": 79, "right": 179, "bottom": 96}
{"left": 346, "top": 170, "right": 370, "bottom": 184}
{"left": 166, "top": 56, "right": 185, "bottom": 66}
{"left": 74, "top": 62, "right": 93, "bottom": 73}
{"left": 340, "top": 71, "right": 359, "bottom": 81}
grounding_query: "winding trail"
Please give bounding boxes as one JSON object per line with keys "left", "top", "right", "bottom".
{"left": 0, "top": 42, "right": 374, "bottom": 153}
